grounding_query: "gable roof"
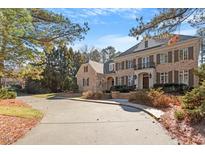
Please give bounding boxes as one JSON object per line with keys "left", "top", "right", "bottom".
{"left": 117, "top": 34, "right": 199, "bottom": 57}
{"left": 88, "top": 60, "right": 104, "bottom": 74}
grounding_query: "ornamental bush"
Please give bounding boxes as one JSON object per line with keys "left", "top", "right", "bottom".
{"left": 129, "top": 88, "right": 179, "bottom": 108}
{"left": 182, "top": 81, "right": 205, "bottom": 123}
{"left": 0, "top": 88, "right": 17, "bottom": 99}
{"left": 174, "top": 109, "right": 185, "bottom": 121}
{"left": 81, "top": 91, "right": 104, "bottom": 99}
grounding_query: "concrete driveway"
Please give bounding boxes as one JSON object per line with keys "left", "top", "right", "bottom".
{"left": 15, "top": 96, "right": 177, "bottom": 145}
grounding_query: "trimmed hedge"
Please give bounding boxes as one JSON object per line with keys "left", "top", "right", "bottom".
{"left": 110, "top": 85, "right": 136, "bottom": 93}
{"left": 0, "top": 88, "right": 17, "bottom": 99}
{"left": 153, "top": 83, "right": 191, "bottom": 94}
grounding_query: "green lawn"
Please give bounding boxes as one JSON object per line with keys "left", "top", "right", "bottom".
{"left": 0, "top": 106, "right": 43, "bottom": 119}
{"left": 32, "top": 93, "right": 56, "bottom": 98}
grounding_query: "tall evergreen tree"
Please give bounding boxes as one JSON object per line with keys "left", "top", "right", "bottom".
{"left": 0, "top": 8, "right": 89, "bottom": 87}
{"left": 44, "top": 44, "right": 72, "bottom": 92}
{"left": 101, "top": 46, "right": 120, "bottom": 63}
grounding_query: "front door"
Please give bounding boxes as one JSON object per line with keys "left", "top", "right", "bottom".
{"left": 143, "top": 74, "right": 149, "bottom": 89}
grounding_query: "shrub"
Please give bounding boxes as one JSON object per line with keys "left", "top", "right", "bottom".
{"left": 94, "top": 91, "right": 103, "bottom": 99}
{"left": 153, "top": 83, "right": 190, "bottom": 94}
{"left": 7, "top": 84, "right": 22, "bottom": 93}
{"left": 174, "top": 109, "right": 185, "bottom": 121}
{"left": 82, "top": 91, "right": 104, "bottom": 99}
{"left": 110, "top": 85, "right": 136, "bottom": 93}
{"left": 0, "top": 88, "right": 17, "bottom": 99}
{"left": 24, "top": 79, "right": 50, "bottom": 94}
{"left": 148, "top": 88, "right": 171, "bottom": 108}
{"left": 128, "top": 90, "right": 150, "bottom": 104}
{"left": 82, "top": 90, "right": 94, "bottom": 99}
{"left": 129, "top": 88, "right": 179, "bottom": 108}
{"left": 181, "top": 81, "right": 205, "bottom": 123}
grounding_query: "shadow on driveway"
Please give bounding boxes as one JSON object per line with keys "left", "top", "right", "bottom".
{"left": 119, "top": 105, "right": 141, "bottom": 112}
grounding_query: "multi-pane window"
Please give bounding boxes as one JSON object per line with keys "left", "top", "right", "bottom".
{"left": 109, "top": 63, "right": 114, "bottom": 72}
{"left": 179, "top": 70, "right": 189, "bottom": 85}
{"left": 83, "top": 78, "right": 85, "bottom": 86}
{"left": 128, "top": 76, "right": 133, "bottom": 86}
{"left": 142, "top": 57, "right": 149, "bottom": 68}
{"left": 82, "top": 78, "right": 89, "bottom": 86}
{"left": 160, "top": 53, "right": 168, "bottom": 64}
{"left": 84, "top": 66, "right": 88, "bottom": 72}
{"left": 160, "top": 72, "right": 168, "bottom": 84}
{"left": 121, "top": 76, "right": 125, "bottom": 85}
{"left": 128, "top": 60, "right": 132, "bottom": 69}
{"left": 180, "top": 48, "right": 188, "bottom": 60}
{"left": 118, "top": 77, "right": 121, "bottom": 85}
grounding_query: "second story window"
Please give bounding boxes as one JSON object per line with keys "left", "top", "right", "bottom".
{"left": 142, "top": 57, "right": 149, "bottom": 68}
{"left": 128, "top": 60, "right": 132, "bottom": 69}
{"left": 84, "top": 66, "right": 88, "bottom": 72}
{"left": 109, "top": 63, "right": 114, "bottom": 72}
{"left": 180, "top": 48, "right": 188, "bottom": 60}
{"left": 160, "top": 53, "right": 168, "bottom": 64}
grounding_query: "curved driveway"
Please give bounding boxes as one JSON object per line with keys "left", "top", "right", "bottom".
{"left": 16, "top": 96, "right": 177, "bottom": 145}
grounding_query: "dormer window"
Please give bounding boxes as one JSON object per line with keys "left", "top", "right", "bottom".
{"left": 145, "top": 40, "right": 148, "bottom": 48}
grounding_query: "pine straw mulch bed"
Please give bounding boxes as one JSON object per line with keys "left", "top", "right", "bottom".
{"left": 159, "top": 106, "right": 205, "bottom": 145}
{"left": 0, "top": 99, "right": 42, "bottom": 145}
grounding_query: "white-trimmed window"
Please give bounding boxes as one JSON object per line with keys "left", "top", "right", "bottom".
{"left": 128, "top": 76, "right": 133, "bottom": 86}
{"left": 142, "top": 57, "right": 149, "bottom": 68}
{"left": 179, "top": 70, "right": 189, "bottom": 84}
{"left": 128, "top": 60, "right": 132, "bottom": 68}
{"left": 84, "top": 66, "right": 88, "bottom": 72}
{"left": 118, "top": 77, "right": 121, "bottom": 85}
{"left": 109, "top": 63, "right": 114, "bottom": 72}
{"left": 180, "top": 48, "right": 188, "bottom": 60}
{"left": 160, "top": 72, "right": 168, "bottom": 84}
{"left": 160, "top": 53, "right": 168, "bottom": 64}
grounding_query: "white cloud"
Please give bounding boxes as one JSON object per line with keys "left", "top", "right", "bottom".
{"left": 72, "top": 34, "right": 141, "bottom": 52}
{"left": 51, "top": 8, "right": 142, "bottom": 24}
{"left": 80, "top": 8, "right": 141, "bottom": 19}
{"left": 179, "top": 29, "right": 196, "bottom": 36}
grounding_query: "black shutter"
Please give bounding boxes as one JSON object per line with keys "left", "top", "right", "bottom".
{"left": 174, "top": 50, "right": 179, "bottom": 62}
{"left": 156, "top": 54, "right": 160, "bottom": 64}
{"left": 168, "top": 51, "right": 172, "bottom": 63}
{"left": 188, "top": 46, "right": 194, "bottom": 60}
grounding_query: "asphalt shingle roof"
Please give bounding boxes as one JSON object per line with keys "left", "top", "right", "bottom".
{"left": 117, "top": 34, "right": 198, "bottom": 57}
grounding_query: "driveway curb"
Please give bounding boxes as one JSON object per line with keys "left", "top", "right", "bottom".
{"left": 70, "top": 98, "right": 162, "bottom": 121}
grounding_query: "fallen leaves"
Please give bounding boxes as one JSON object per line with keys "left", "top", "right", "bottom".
{"left": 160, "top": 107, "right": 205, "bottom": 144}
{"left": 0, "top": 99, "right": 31, "bottom": 108}
{"left": 0, "top": 99, "right": 42, "bottom": 145}
{"left": 0, "top": 115, "right": 39, "bottom": 144}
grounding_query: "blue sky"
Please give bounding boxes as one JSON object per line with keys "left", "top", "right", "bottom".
{"left": 49, "top": 8, "right": 197, "bottom": 52}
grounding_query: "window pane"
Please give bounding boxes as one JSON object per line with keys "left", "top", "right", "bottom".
{"left": 184, "top": 48, "right": 188, "bottom": 60}
{"left": 165, "top": 54, "right": 168, "bottom": 63}
{"left": 184, "top": 70, "right": 189, "bottom": 84}
{"left": 160, "top": 73, "right": 164, "bottom": 84}
{"left": 179, "top": 71, "right": 183, "bottom": 83}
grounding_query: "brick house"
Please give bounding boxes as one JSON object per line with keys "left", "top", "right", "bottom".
{"left": 76, "top": 34, "right": 202, "bottom": 92}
